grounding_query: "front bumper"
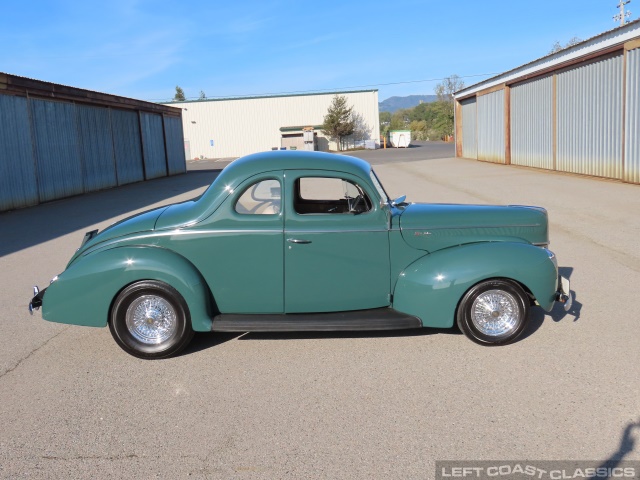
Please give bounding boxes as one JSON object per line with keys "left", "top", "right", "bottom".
{"left": 29, "top": 286, "right": 47, "bottom": 314}
{"left": 555, "top": 275, "right": 572, "bottom": 311}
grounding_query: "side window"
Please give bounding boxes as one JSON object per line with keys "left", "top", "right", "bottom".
{"left": 294, "top": 177, "right": 371, "bottom": 215}
{"left": 235, "top": 179, "right": 281, "bottom": 215}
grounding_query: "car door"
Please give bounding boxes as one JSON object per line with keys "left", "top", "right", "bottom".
{"left": 188, "top": 173, "right": 284, "bottom": 313}
{"left": 283, "top": 170, "right": 391, "bottom": 313}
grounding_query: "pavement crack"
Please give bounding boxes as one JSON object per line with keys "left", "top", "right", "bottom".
{"left": 41, "top": 454, "right": 139, "bottom": 461}
{"left": 0, "top": 326, "right": 70, "bottom": 379}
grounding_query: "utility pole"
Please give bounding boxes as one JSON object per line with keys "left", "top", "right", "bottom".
{"left": 614, "top": 0, "right": 632, "bottom": 26}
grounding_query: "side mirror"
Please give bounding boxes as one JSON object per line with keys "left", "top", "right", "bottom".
{"left": 391, "top": 195, "right": 407, "bottom": 207}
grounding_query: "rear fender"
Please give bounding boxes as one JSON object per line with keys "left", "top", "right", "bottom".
{"left": 42, "top": 246, "right": 213, "bottom": 332}
{"left": 392, "top": 242, "right": 558, "bottom": 328}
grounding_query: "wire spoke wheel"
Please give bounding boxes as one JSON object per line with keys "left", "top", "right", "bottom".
{"left": 110, "top": 281, "right": 194, "bottom": 359}
{"left": 457, "top": 279, "right": 529, "bottom": 345}
{"left": 470, "top": 289, "right": 520, "bottom": 337}
{"left": 126, "top": 295, "right": 178, "bottom": 344}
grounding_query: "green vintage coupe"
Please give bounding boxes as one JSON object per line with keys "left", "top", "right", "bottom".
{"left": 29, "top": 151, "right": 571, "bottom": 359}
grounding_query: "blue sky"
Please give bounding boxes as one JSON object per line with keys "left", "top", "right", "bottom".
{"left": 1, "top": 0, "right": 632, "bottom": 102}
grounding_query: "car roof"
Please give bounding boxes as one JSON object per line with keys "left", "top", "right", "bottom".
{"left": 216, "top": 150, "right": 372, "bottom": 184}
{"left": 181, "top": 151, "right": 374, "bottom": 225}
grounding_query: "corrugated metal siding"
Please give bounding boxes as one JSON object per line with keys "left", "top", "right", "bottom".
{"left": 0, "top": 95, "right": 38, "bottom": 210}
{"left": 163, "top": 115, "right": 186, "bottom": 175}
{"left": 455, "top": 22, "right": 640, "bottom": 99}
{"left": 477, "top": 90, "right": 505, "bottom": 163}
{"left": 77, "top": 105, "right": 117, "bottom": 191}
{"left": 161, "top": 90, "right": 380, "bottom": 158}
{"left": 30, "top": 99, "right": 84, "bottom": 202}
{"left": 140, "top": 112, "right": 167, "bottom": 179}
{"left": 511, "top": 76, "right": 554, "bottom": 170}
{"left": 625, "top": 48, "right": 640, "bottom": 184}
{"left": 557, "top": 54, "right": 623, "bottom": 179}
{"left": 110, "top": 109, "right": 144, "bottom": 185}
{"left": 461, "top": 97, "right": 477, "bottom": 159}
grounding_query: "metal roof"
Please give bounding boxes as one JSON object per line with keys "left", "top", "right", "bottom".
{"left": 0, "top": 71, "right": 181, "bottom": 115}
{"left": 162, "top": 89, "right": 378, "bottom": 105}
{"left": 455, "top": 19, "right": 640, "bottom": 98}
{"left": 279, "top": 125, "right": 324, "bottom": 132}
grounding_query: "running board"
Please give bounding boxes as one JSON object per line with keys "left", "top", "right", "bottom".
{"left": 211, "top": 308, "right": 422, "bottom": 332}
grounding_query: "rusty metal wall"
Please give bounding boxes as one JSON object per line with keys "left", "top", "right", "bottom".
{"left": 625, "top": 47, "right": 640, "bottom": 184}
{"left": 140, "top": 112, "right": 167, "bottom": 179}
{"left": 557, "top": 54, "right": 624, "bottom": 179}
{"left": 77, "top": 105, "right": 117, "bottom": 191}
{"left": 461, "top": 97, "right": 477, "bottom": 159}
{"left": 163, "top": 115, "right": 187, "bottom": 175}
{"left": 511, "top": 76, "right": 554, "bottom": 170}
{"left": 477, "top": 90, "right": 505, "bottom": 163}
{"left": 30, "top": 98, "right": 85, "bottom": 202}
{"left": 0, "top": 95, "right": 39, "bottom": 211}
{"left": 110, "top": 109, "right": 144, "bottom": 186}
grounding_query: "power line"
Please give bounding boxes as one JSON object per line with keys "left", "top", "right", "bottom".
{"left": 151, "top": 73, "right": 501, "bottom": 102}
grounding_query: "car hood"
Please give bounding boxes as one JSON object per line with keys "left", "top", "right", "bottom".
{"left": 67, "top": 206, "right": 168, "bottom": 266}
{"left": 399, "top": 203, "right": 549, "bottom": 252}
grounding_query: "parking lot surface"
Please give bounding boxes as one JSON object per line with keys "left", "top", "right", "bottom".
{"left": 1, "top": 143, "right": 639, "bottom": 479}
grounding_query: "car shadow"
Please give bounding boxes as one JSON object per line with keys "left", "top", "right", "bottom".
{"left": 179, "top": 327, "right": 461, "bottom": 355}
{"left": 179, "top": 332, "right": 243, "bottom": 356}
{"left": 236, "top": 327, "right": 459, "bottom": 341}
{"left": 519, "top": 288, "right": 582, "bottom": 342}
{"left": 556, "top": 266, "right": 581, "bottom": 322}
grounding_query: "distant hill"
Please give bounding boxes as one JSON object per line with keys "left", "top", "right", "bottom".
{"left": 379, "top": 95, "right": 438, "bottom": 113}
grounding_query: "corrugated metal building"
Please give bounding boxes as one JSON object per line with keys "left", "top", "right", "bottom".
{"left": 162, "top": 90, "right": 380, "bottom": 159}
{"left": 454, "top": 20, "right": 640, "bottom": 184}
{"left": 0, "top": 73, "right": 186, "bottom": 212}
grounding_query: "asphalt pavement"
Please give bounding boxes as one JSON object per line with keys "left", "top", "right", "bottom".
{"left": 1, "top": 142, "right": 639, "bottom": 479}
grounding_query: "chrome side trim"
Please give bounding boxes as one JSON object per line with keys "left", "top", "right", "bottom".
{"left": 401, "top": 224, "right": 541, "bottom": 230}
{"left": 285, "top": 228, "right": 389, "bottom": 234}
{"left": 76, "top": 227, "right": 390, "bottom": 258}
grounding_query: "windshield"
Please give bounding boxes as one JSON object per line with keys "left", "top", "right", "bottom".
{"left": 369, "top": 170, "right": 390, "bottom": 205}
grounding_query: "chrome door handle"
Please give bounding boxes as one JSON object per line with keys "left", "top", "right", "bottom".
{"left": 287, "top": 238, "right": 312, "bottom": 244}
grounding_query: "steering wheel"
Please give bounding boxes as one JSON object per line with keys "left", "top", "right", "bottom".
{"left": 347, "top": 194, "right": 363, "bottom": 213}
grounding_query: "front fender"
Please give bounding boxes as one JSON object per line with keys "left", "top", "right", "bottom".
{"left": 42, "top": 246, "right": 213, "bottom": 332}
{"left": 392, "top": 242, "right": 558, "bottom": 328}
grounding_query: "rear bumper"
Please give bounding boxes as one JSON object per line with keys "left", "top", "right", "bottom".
{"left": 555, "top": 275, "right": 572, "bottom": 311}
{"left": 29, "top": 286, "right": 47, "bottom": 314}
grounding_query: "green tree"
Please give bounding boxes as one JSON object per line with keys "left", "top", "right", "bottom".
{"left": 379, "top": 111, "right": 392, "bottom": 126}
{"left": 199, "top": 90, "right": 206, "bottom": 100}
{"left": 390, "top": 109, "right": 408, "bottom": 130}
{"left": 409, "top": 120, "right": 429, "bottom": 141}
{"left": 322, "top": 95, "right": 356, "bottom": 151}
{"left": 173, "top": 85, "right": 186, "bottom": 101}
{"left": 433, "top": 75, "right": 465, "bottom": 139}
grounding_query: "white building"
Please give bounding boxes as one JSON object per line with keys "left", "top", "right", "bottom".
{"left": 162, "top": 90, "right": 380, "bottom": 159}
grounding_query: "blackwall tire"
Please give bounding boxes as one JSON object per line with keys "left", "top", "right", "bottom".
{"left": 109, "top": 281, "right": 194, "bottom": 359}
{"left": 456, "top": 279, "right": 529, "bottom": 346}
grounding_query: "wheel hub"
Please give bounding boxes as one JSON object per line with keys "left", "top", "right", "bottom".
{"left": 470, "top": 289, "right": 520, "bottom": 337}
{"left": 126, "top": 295, "right": 177, "bottom": 344}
